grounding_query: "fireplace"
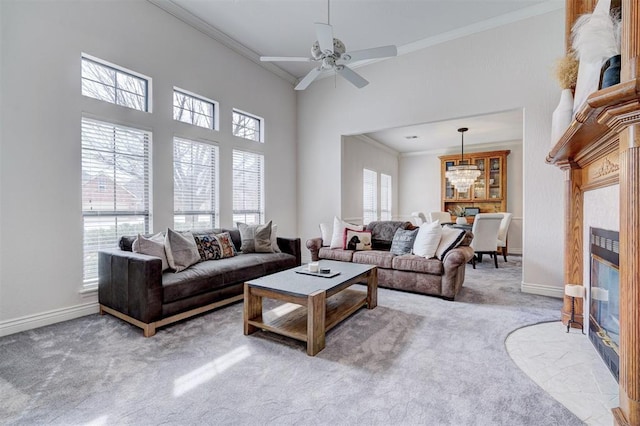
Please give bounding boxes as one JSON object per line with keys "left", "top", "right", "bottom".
{"left": 589, "top": 227, "right": 619, "bottom": 382}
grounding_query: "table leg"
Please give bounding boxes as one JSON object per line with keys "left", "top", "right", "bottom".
{"left": 244, "top": 283, "right": 262, "bottom": 335}
{"left": 307, "top": 290, "right": 326, "bottom": 356}
{"left": 367, "top": 267, "right": 378, "bottom": 309}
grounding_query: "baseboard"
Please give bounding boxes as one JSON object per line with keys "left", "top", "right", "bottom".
{"left": 508, "top": 248, "right": 522, "bottom": 255}
{"left": 521, "top": 281, "right": 564, "bottom": 298}
{"left": 0, "top": 302, "right": 100, "bottom": 337}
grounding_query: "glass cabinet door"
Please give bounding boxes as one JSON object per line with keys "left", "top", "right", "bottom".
{"left": 444, "top": 160, "right": 456, "bottom": 200}
{"left": 488, "top": 157, "right": 503, "bottom": 199}
{"left": 473, "top": 158, "right": 486, "bottom": 199}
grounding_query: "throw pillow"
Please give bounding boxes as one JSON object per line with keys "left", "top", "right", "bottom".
{"left": 390, "top": 228, "right": 419, "bottom": 255}
{"left": 412, "top": 221, "right": 443, "bottom": 259}
{"left": 343, "top": 229, "right": 372, "bottom": 251}
{"left": 270, "top": 224, "right": 281, "bottom": 253}
{"left": 133, "top": 232, "right": 169, "bottom": 271}
{"left": 215, "top": 232, "right": 237, "bottom": 258}
{"left": 330, "top": 216, "right": 363, "bottom": 249}
{"left": 164, "top": 228, "right": 201, "bottom": 272}
{"left": 319, "top": 222, "right": 332, "bottom": 247}
{"left": 237, "top": 221, "right": 273, "bottom": 253}
{"left": 436, "top": 226, "right": 467, "bottom": 260}
{"left": 193, "top": 233, "right": 222, "bottom": 261}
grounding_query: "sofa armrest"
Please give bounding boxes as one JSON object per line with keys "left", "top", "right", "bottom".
{"left": 277, "top": 237, "right": 302, "bottom": 266}
{"left": 306, "top": 238, "right": 323, "bottom": 261}
{"left": 442, "top": 246, "right": 475, "bottom": 268}
{"left": 98, "top": 248, "right": 163, "bottom": 324}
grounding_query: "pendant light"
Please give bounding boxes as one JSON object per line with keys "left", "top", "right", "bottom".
{"left": 445, "top": 127, "right": 481, "bottom": 193}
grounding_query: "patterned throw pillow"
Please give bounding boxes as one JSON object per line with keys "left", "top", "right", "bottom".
{"left": 435, "top": 226, "right": 467, "bottom": 260}
{"left": 215, "top": 232, "right": 237, "bottom": 258}
{"left": 390, "top": 228, "right": 419, "bottom": 255}
{"left": 193, "top": 233, "right": 222, "bottom": 261}
{"left": 343, "top": 229, "right": 372, "bottom": 251}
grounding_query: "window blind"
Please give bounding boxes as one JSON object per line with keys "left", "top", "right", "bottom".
{"left": 232, "top": 149, "right": 264, "bottom": 224}
{"left": 173, "top": 137, "right": 218, "bottom": 231}
{"left": 363, "top": 169, "right": 377, "bottom": 225}
{"left": 380, "top": 173, "right": 392, "bottom": 220}
{"left": 81, "top": 117, "right": 150, "bottom": 285}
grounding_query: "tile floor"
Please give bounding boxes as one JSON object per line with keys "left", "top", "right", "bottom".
{"left": 506, "top": 321, "right": 619, "bottom": 425}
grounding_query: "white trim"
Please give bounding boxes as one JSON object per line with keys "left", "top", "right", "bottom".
{"left": 354, "top": 135, "right": 400, "bottom": 157}
{"left": 147, "top": 0, "right": 297, "bottom": 85}
{"left": 401, "top": 139, "right": 522, "bottom": 158}
{"left": 0, "top": 302, "right": 100, "bottom": 337}
{"left": 521, "top": 281, "right": 564, "bottom": 299}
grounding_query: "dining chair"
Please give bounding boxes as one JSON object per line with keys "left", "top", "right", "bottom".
{"left": 470, "top": 213, "right": 503, "bottom": 268}
{"left": 429, "top": 211, "right": 452, "bottom": 224}
{"left": 411, "top": 212, "right": 427, "bottom": 225}
{"left": 496, "top": 212, "right": 513, "bottom": 262}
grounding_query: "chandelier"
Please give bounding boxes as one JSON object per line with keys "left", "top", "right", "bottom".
{"left": 445, "top": 127, "right": 481, "bottom": 193}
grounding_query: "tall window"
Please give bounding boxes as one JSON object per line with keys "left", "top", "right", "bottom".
{"left": 173, "top": 88, "right": 217, "bottom": 130}
{"left": 173, "top": 138, "right": 219, "bottom": 231}
{"left": 380, "top": 173, "right": 392, "bottom": 220}
{"left": 232, "top": 109, "right": 263, "bottom": 142}
{"left": 82, "top": 118, "right": 150, "bottom": 286}
{"left": 81, "top": 54, "right": 150, "bottom": 112}
{"left": 232, "top": 150, "right": 264, "bottom": 224}
{"left": 363, "top": 169, "right": 377, "bottom": 225}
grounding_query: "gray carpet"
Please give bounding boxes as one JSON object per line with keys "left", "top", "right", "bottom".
{"left": 0, "top": 257, "right": 582, "bottom": 425}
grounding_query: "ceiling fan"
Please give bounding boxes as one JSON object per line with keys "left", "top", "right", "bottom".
{"left": 260, "top": 2, "right": 397, "bottom": 90}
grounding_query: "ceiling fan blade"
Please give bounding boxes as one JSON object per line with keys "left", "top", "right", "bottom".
{"left": 260, "top": 56, "right": 313, "bottom": 62}
{"left": 315, "top": 23, "right": 334, "bottom": 54}
{"left": 336, "top": 65, "right": 369, "bottom": 89}
{"left": 340, "top": 45, "right": 397, "bottom": 64}
{"left": 295, "top": 67, "right": 323, "bottom": 90}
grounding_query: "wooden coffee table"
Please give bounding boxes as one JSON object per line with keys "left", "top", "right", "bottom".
{"left": 243, "top": 260, "right": 377, "bottom": 356}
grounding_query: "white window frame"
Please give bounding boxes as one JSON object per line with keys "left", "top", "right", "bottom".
{"left": 173, "top": 87, "right": 219, "bottom": 130}
{"left": 81, "top": 53, "right": 152, "bottom": 113}
{"left": 81, "top": 117, "right": 151, "bottom": 288}
{"left": 363, "top": 168, "right": 378, "bottom": 225}
{"left": 173, "top": 137, "right": 220, "bottom": 231}
{"left": 232, "top": 109, "right": 264, "bottom": 143}
{"left": 380, "top": 173, "right": 392, "bottom": 221}
{"left": 232, "top": 149, "right": 265, "bottom": 224}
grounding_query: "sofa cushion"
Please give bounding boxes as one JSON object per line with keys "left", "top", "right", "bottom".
{"left": 412, "top": 221, "right": 442, "bottom": 259}
{"left": 436, "top": 226, "right": 467, "bottom": 260}
{"left": 390, "top": 228, "right": 419, "bottom": 255}
{"left": 193, "top": 233, "right": 223, "bottom": 261}
{"left": 352, "top": 250, "right": 395, "bottom": 269}
{"left": 330, "top": 217, "right": 363, "bottom": 249}
{"left": 318, "top": 247, "right": 355, "bottom": 262}
{"left": 343, "top": 229, "right": 372, "bottom": 251}
{"left": 133, "top": 233, "right": 169, "bottom": 271}
{"left": 164, "top": 229, "right": 201, "bottom": 272}
{"left": 365, "top": 221, "right": 411, "bottom": 250}
{"left": 392, "top": 255, "right": 444, "bottom": 275}
{"left": 237, "top": 221, "right": 274, "bottom": 253}
{"left": 162, "top": 252, "right": 296, "bottom": 303}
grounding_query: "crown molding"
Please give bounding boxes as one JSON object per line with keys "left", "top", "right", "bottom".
{"left": 147, "top": 0, "right": 298, "bottom": 85}
{"left": 351, "top": 134, "right": 400, "bottom": 157}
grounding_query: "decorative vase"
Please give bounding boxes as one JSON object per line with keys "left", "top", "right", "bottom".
{"left": 456, "top": 217, "right": 467, "bottom": 225}
{"left": 551, "top": 89, "right": 574, "bottom": 144}
{"left": 600, "top": 54, "right": 621, "bottom": 89}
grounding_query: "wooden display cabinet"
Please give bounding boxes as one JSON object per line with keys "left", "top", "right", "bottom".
{"left": 439, "top": 149, "right": 510, "bottom": 219}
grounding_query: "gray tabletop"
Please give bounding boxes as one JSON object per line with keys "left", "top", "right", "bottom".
{"left": 246, "top": 260, "right": 374, "bottom": 297}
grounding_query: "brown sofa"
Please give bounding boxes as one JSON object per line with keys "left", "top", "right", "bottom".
{"left": 306, "top": 221, "right": 473, "bottom": 300}
{"left": 99, "top": 228, "right": 301, "bottom": 336}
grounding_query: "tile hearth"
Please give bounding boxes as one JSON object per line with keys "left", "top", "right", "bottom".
{"left": 506, "top": 321, "right": 619, "bottom": 425}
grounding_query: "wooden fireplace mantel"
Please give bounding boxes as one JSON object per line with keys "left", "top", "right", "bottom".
{"left": 548, "top": 1, "right": 640, "bottom": 425}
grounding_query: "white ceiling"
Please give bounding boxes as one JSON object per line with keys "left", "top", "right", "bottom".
{"left": 153, "top": 0, "right": 558, "bottom": 152}
{"left": 364, "top": 109, "right": 524, "bottom": 154}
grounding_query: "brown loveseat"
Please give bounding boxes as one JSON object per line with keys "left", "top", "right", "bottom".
{"left": 99, "top": 228, "right": 301, "bottom": 336}
{"left": 306, "top": 221, "right": 473, "bottom": 300}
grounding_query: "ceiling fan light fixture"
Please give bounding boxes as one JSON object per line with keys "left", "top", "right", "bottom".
{"left": 445, "top": 127, "right": 481, "bottom": 193}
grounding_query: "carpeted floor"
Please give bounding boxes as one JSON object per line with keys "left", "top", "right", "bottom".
{"left": 0, "top": 257, "right": 582, "bottom": 425}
